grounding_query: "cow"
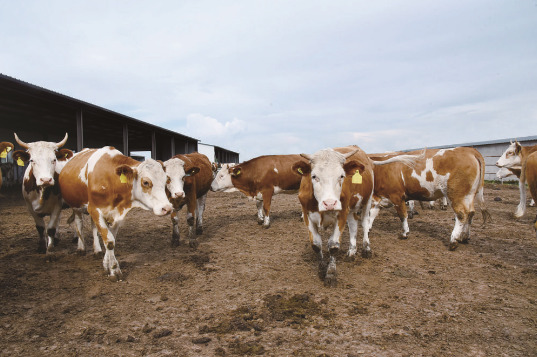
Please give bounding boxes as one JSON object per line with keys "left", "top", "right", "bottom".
{"left": 292, "top": 146, "right": 420, "bottom": 286}
{"left": 523, "top": 152, "right": 537, "bottom": 237}
{"left": 496, "top": 141, "right": 537, "bottom": 217}
{"left": 11, "top": 133, "right": 73, "bottom": 254}
{"left": 163, "top": 152, "right": 213, "bottom": 248}
{"left": 0, "top": 141, "right": 14, "bottom": 190}
{"left": 58, "top": 146, "right": 173, "bottom": 281}
{"left": 211, "top": 155, "right": 308, "bottom": 228}
{"left": 368, "top": 147, "right": 491, "bottom": 250}
{"left": 495, "top": 160, "right": 535, "bottom": 207}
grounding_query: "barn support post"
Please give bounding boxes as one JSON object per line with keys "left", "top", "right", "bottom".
{"left": 151, "top": 131, "right": 157, "bottom": 160}
{"left": 171, "top": 137, "right": 175, "bottom": 157}
{"left": 123, "top": 123, "right": 129, "bottom": 156}
{"left": 76, "top": 109, "right": 84, "bottom": 152}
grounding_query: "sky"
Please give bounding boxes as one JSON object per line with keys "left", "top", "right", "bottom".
{"left": 1, "top": 0, "right": 537, "bottom": 160}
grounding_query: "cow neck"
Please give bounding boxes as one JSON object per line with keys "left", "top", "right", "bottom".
{"left": 521, "top": 145, "right": 537, "bottom": 160}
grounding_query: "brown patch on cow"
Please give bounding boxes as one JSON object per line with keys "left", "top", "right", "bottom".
{"left": 141, "top": 177, "right": 153, "bottom": 193}
{"left": 23, "top": 168, "right": 37, "bottom": 194}
{"left": 426, "top": 171, "right": 434, "bottom": 182}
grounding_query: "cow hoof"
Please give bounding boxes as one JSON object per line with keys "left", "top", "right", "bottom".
{"left": 76, "top": 249, "right": 86, "bottom": 256}
{"left": 108, "top": 273, "right": 122, "bottom": 282}
{"left": 196, "top": 227, "right": 203, "bottom": 235}
{"left": 189, "top": 239, "right": 199, "bottom": 249}
{"left": 262, "top": 223, "right": 270, "bottom": 229}
{"left": 171, "top": 238, "right": 180, "bottom": 247}
{"left": 53, "top": 237, "right": 60, "bottom": 246}
{"left": 362, "top": 250, "right": 372, "bottom": 259}
{"left": 408, "top": 212, "right": 414, "bottom": 219}
{"left": 347, "top": 247, "right": 357, "bottom": 257}
{"left": 93, "top": 251, "right": 104, "bottom": 259}
{"left": 324, "top": 274, "right": 337, "bottom": 287}
{"left": 71, "top": 236, "right": 79, "bottom": 244}
{"left": 318, "top": 261, "right": 328, "bottom": 280}
{"left": 398, "top": 233, "right": 408, "bottom": 240}
{"left": 449, "top": 242, "right": 458, "bottom": 251}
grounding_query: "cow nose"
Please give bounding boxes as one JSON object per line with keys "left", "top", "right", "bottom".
{"left": 40, "top": 177, "right": 54, "bottom": 186}
{"left": 322, "top": 199, "right": 338, "bottom": 210}
{"left": 162, "top": 205, "right": 172, "bottom": 215}
{"left": 173, "top": 192, "right": 184, "bottom": 199}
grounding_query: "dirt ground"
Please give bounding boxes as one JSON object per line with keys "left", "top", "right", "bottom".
{"left": 1, "top": 182, "right": 537, "bottom": 356}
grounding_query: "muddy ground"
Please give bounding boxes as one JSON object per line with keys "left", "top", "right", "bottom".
{"left": 1, "top": 183, "right": 537, "bottom": 356}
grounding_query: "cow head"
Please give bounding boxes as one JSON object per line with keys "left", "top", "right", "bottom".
{"left": 294, "top": 148, "right": 363, "bottom": 211}
{"left": 163, "top": 157, "right": 200, "bottom": 200}
{"left": 11, "top": 133, "right": 73, "bottom": 187}
{"left": 211, "top": 163, "right": 237, "bottom": 192}
{"left": 495, "top": 167, "right": 516, "bottom": 180}
{"left": 496, "top": 140, "right": 522, "bottom": 168}
{"left": 121, "top": 158, "right": 172, "bottom": 216}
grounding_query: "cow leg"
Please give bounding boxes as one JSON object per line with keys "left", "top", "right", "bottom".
{"left": 31, "top": 212, "right": 47, "bottom": 254}
{"left": 48, "top": 202, "right": 62, "bottom": 249}
{"left": 91, "top": 219, "right": 102, "bottom": 256}
{"left": 170, "top": 210, "right": 180, "bottom": 246}
{"left": 325, "top": 213, "right": 346, "bottom": 287}
{"left": 392, "top": 197, "right": 410, "bottom": 239}
{"left": 407, "top": 200, "right": 415, "bottom": 219}
{"left": 256, "top": 199, "right": 264, "bottom": 225}
{"left": 304, "top": 212, "right": 325, "bottom": 279}
{"left": 515, "top": 181, "right": 527, "bottom": 218}
{"left": 261, "top": 190, "right": 273, "bottom": 228}
{"left": 185, "top": 200, "right": 199, "bottom": 249}
{"left": 88, "top": 208, "right": 122, "bottom": 281}
{"left": 196, "top": 194, "right": 207, "bottom": 235}
{"left": 72, "top": 209, "right": 86, "bottom": 254}
{"left": 449, "top": 202, "right": 469, "bottom": 251}
{"left": 440, "top": 197, "right": 448, "bottom": 210}
{"left": 361, "top": 196, "right": 373, "bottom": 258}
{"left": 368, "top": 197, "right": 381, "bottom": 231}
{"left": 347, "top": 212, "right": 359, "bottom": 257}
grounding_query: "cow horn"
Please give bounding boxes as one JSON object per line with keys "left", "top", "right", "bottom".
{"left": 342, "top": 148, "right": 359, "bottom": 159}
{"left": 56, "top": 133, "right": 68, "bottom": 148}
{"left": 300, "top": 153, "right": 313, "bottom": 161}
{"left": 13, "top": 133, "right": 29, "bottom": 149}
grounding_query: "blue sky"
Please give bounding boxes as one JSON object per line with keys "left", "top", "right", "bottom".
{"left": 1, "top": 0, "right": 536, "bottom": 160}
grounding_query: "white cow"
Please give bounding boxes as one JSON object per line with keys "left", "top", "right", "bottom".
{"left": 495, "top": 165, "right": 535, "bottom": 207}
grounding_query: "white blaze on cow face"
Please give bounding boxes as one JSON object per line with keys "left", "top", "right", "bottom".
{"left": 496, "top": 142, "right": 522, "bottom": 168}
{"left": 309, "top": 149, "right": 347, "bottom": 212}
{"left": 131, "top": 159, "right": 173, "bottom": 216}
{"left": 211, "top": 163, "right": 234, "bottom": 192}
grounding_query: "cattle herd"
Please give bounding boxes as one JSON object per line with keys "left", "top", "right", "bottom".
{"left": 1, "top": 133, "right": 537, "bottom": 286}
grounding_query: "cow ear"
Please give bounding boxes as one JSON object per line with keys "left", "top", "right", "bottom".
{"left": 12, "top": 150, "right": 30, "bottom": 166}
{"left": 292, "top": 161, "right": 311, "bottom": 176}
{"left": 343, "top": 161, "right": 364, "bottom": 176}
{"left": 515, "top": 142, "right": 522, "bottom": 155}
{"left": 231, "top": 166, "right": 242, "bottom": 177}
{"left": 156, "top": 160, "right": 165, "bottom": 169}
{"left": 56, "top": 149, "right": 74, "bottom": 161}
{"left": 115, "top": 165, "right": 134, "bottom": 183}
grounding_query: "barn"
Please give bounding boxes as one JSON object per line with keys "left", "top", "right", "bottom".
{"left": 0, "top": 74, "right": 239, "bottom": 186}
{"left": 405, "top": 135, "right": 537, "bottom": 181}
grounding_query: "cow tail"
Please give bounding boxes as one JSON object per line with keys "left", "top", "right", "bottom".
{"left": 475, "top": 152, "right": 492, "bottom": 225}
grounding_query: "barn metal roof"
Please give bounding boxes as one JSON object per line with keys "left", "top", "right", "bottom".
{"left": 404, "top": 135, "right": 537, "bottom": 152}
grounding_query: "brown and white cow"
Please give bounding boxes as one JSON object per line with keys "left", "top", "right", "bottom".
{"left": 0, "top": 141, "right": 14, "bottom": 190}
{"left": 211, "top": 155, "right": 308, "bottom": 228}
{"left": 523, "top": 152, "right": 537, "bottom": 237}
{"left": 368, "top": 147, "right": 491, "bottom": 250}
{"left": 164, "top": 152, "right": 213, "bottom": 248}
{"left": 495, "top": 167, "right": 535, "bottom": 207}
{"left": 292, "top": 146, "right": 420, "bottom": 286}
{"left": 495, "top": 141, "right": 537, "bottom": 217}
{"left": 58, "top": 146, "right": 172, "bottom": 281}
{"left": 11, "top": 133, "right": 73, "bottom": 254}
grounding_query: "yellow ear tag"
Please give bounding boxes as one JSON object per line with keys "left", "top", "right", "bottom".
{"left": 352, "top": 171, "right": 362, "bottom": 184}
{"left": 120, "top": 173, "right": 127, "bottom": 184}
{"left": 297, "top": 168, "right": 303, "bottom": 175}
{"left": 0, "top": 150, "right": 6, "bottom": 159}
{"left": 6, "top": 146, "right": 11, "bottom": 152}
{"left": 17, "top": 157, "right": 25, "bottom": 166}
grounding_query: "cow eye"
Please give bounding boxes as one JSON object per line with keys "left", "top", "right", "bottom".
{"left": 311, "top": 174, "right": 319, "bottom": 182}
{"left": 142, "top": 180, "right": 151, "bottom": 187}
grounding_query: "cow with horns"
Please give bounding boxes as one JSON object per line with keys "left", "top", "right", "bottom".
{"left": 11, "top": 133, "right": 73, "bottom": 254}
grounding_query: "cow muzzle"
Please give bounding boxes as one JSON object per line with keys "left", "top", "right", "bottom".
{"left": 38, "top": 177, "right": 54, "bottom": 187}
{"left": 172, "top": 191, "right": 185, "bottom": 199}
{"left": 320, "top": 199, "right": 341, "bottom": 211}
{"left": 155, "top": 204, "right": 173, "bottom": 216}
